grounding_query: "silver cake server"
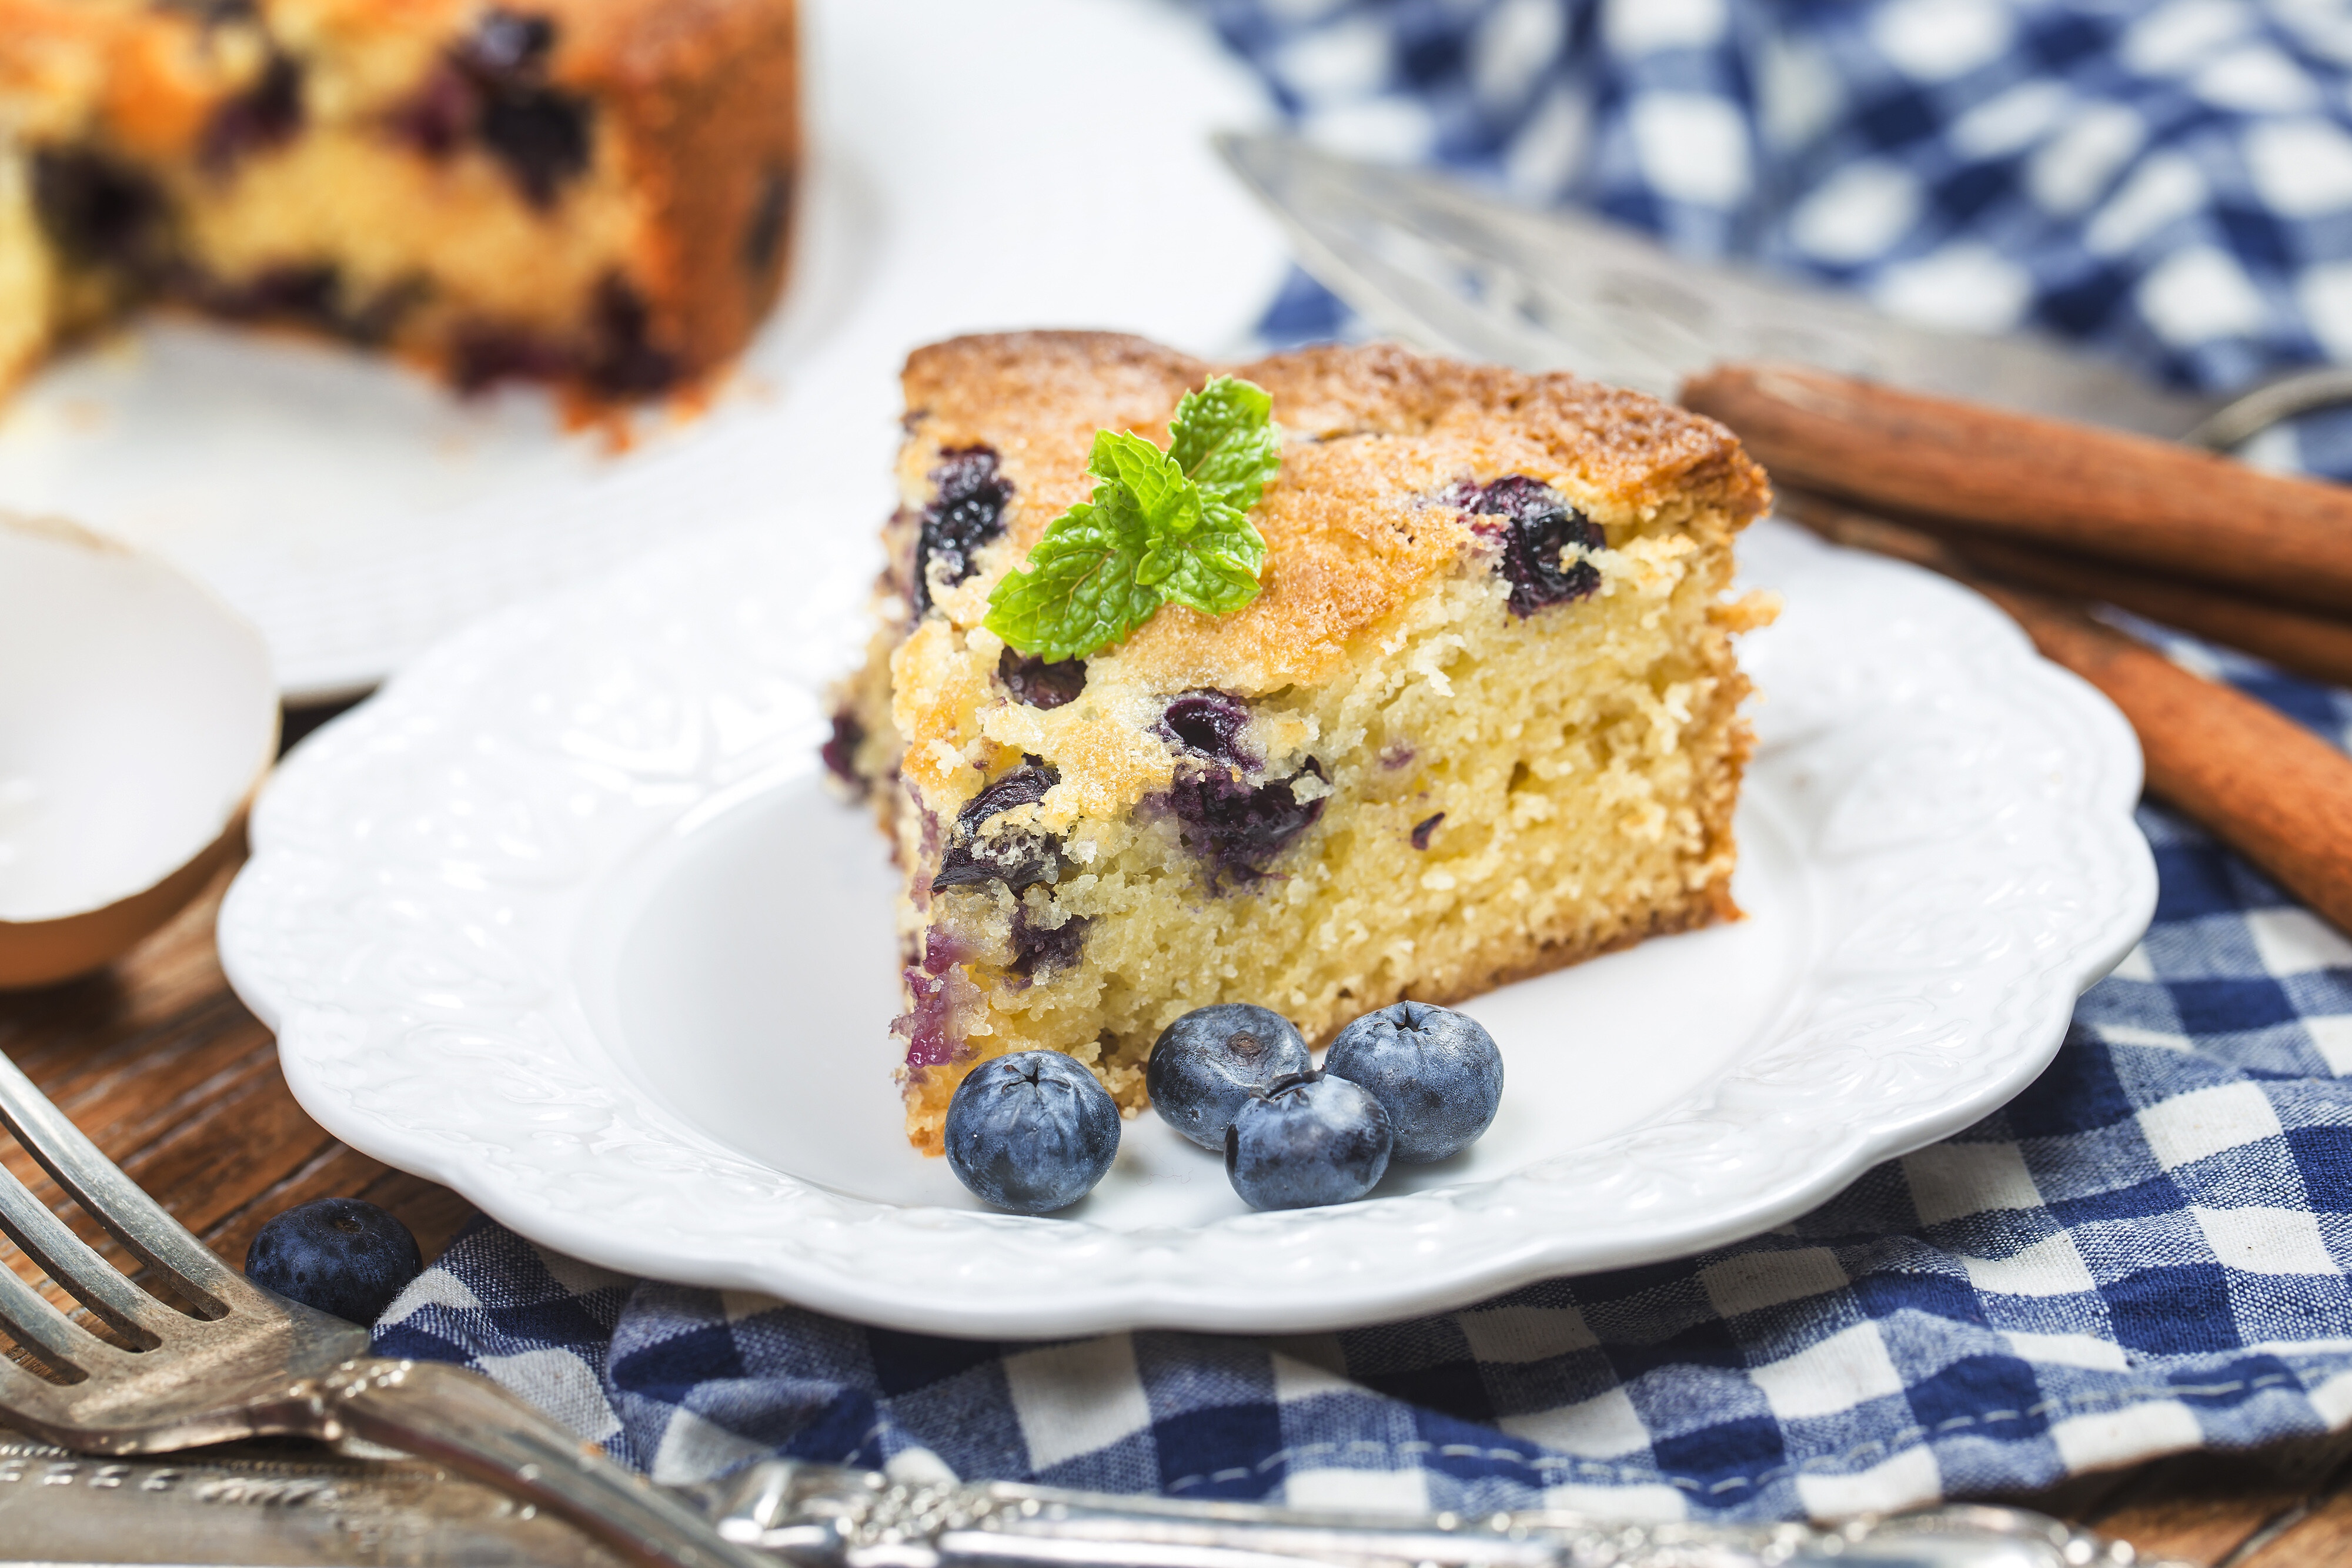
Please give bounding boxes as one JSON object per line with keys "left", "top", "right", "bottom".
{"left": 0, "top": 1438, "right": 2179, "bottom": 1568}
{"left": 1215, "top": 129, "right": 2352, "bottom": 449}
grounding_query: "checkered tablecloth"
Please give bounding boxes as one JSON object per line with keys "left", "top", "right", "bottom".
{"left": 374, "top": 0, "right": 2352, "bottom": 1524}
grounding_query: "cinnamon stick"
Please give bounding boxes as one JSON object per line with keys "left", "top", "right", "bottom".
{"left": 1777, "top": 490, "right": 2352, "bottom": 688}
{"left": 1980, "top": 583, "right": 2352, "bottom": 937}
{"left": 1682, "top": 363, "right": 2352, "bottom": 617}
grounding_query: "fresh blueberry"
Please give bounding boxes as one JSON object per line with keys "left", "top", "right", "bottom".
{"left": 29, "top": 150, "right": 168, "bottom": 273}
{"left": 1146, "top": 1003, "right": 1311, "bottom": 1150}
{"left": 1324, "top": 1001, "right": 1504, "bottom": 1163}
{"left": 1153, "top": 691, "right": 1327, "bottom": 887}
{"left": 914, "top": 446, "right": 1013, "bottom": 612}
{"left": 945, "top": 1051, "right": 1121, "bottom": 1214}
{"left": 449, "top": 323, "right": 571, "bottom": 392}
{"left": 586, "top": 275, "right": 677, "bottom": 397}
{"left": 1008, "top": 904, "right": 1088, "bottom": 979}
{"left": 459, "top": 11, "right": 592, "bottom": 209}
{"left": 387, "top": 63, "right": 473, "bottom": 158}
{"left": 820, "top": 708, "right": 866, "bottom": 791}
{"left": 244, "top": 1198, "right": 424, "bottom": 1325}
{"left": 1224, "top": 1072, "right": 1392, "bottom": 1211}
{"left": 473, "top": 78, "right": 590, "bottom": 210}
{"left": 199, "top": 54, "right": 304, "bottom": 172}
{"left": 999, "top": 647, "right": 1085, "bottom": 710}
{"left": 391, "top": 12, "right": 590, "bottom": 208}
{"left": 1164, "top": 760, "right": 1326, "bottom": 888}
{"left": 1448, "top": 476, "right": 1605, "bottom": 617}
{"left": 1159, "top": 691, "right": 1254, "bottom": 764}
{"left": 463, "top": 9, "right": 557, "bottom": 75}
{"left": 931, "top": 758, "right": 1061, "bottom": 893}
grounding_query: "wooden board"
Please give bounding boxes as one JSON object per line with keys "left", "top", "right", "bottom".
{"left": 0, "top": 827, "right": 2341, "bottom": 1563}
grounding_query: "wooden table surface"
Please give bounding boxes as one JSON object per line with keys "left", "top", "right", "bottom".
{"left": 1, "top": 711, "right": 2348, "bottom": 1566}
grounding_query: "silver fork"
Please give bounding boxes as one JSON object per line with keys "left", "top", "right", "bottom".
{"left": 0, "top": 1046, "right": 769, "bottom": 1568}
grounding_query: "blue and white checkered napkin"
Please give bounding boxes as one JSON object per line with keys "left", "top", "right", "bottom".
{"left": 376, "top": 0, "right": 2352, "bottom": 1524}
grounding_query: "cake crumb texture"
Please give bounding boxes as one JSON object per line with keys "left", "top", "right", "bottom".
{"left": 0, "top": 0, "right": 798, "bottom": 404}
{"left": 843, "top": 332, "right": 1770, "bottom": 1151}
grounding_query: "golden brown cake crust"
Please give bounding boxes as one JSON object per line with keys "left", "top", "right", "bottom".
{"left": 900, "top": 331, "right": 1769, "bottom": 694}
{"left": 900, "top": 330, "right": 1768, "bottom": 519}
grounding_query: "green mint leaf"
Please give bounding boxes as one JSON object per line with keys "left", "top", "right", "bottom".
{"left": 1140, "top": 376, "right": 1275, "bottom": 615}
{"left": 1135, "top": 492, "right": 1266, "bottom": 615}
{"left": 982, "top": 376, "right": 1281, "bottom": 660}
{"left": 1143, "top": 544, "right": 1264, "bottom": 617}
{"left": 983, "top": 493, "right": 1161, "bottom": 663}
{"left": 1089, "top": 430, "right": 1200, "bottom": 539}
{"left": 1168, "top": 376, "right": 1281, "bottom": 513}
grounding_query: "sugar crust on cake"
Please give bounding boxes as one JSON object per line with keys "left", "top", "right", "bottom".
{"left": 900, "top": 332, "right": 1763, "bottom": 678}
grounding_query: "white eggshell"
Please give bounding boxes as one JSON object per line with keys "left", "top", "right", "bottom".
{"left": 0, "top": 514, "right": 276, "bottom": 986}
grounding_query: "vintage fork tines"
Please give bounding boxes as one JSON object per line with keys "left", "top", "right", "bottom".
{"left": 0, "top": 1265, "right": 362, "bottom": 1446}
{"left": 0, "top": 1046, "right": 771, "bottom": 1568}
{"left": 0, "top": 1040, "right": 366, "bottom": 1443}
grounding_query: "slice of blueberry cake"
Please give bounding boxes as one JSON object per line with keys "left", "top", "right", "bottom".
{"left": 831, "top": 332, "right": 1774, "bottom": 1153}
{"left": 0, "top": 0, "right": 797, "bottom": 406}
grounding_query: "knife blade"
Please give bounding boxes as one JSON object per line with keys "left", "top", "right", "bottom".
{"left": 1214, "top": 129, "right": 2215, "bottom": 437}
{"left": 0, "top": 1436, "right": 2169, "bottom": 1568}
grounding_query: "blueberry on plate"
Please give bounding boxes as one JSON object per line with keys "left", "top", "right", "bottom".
{"left": 1225, "top": 1071, "right": 1392, "bottom": 1211}
{"left": 1145, "top": 1002, "right": 1311, "bottom": 1150}
{"left": 946, "top": 1051, "right": 1121, "bottom": 1214}
{"left": 244, "top": 1198, "right": 424, "bottom": 1325}
{"left": 1324, "top": 1000, "right": 1504, "bottom": 1163}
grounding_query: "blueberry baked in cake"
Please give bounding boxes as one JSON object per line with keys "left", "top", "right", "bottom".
{"left": 0, "top": 0, "right": 797, "bottom": 405}
{"left": 830, "top": 332, "right": 1773, "bottom": 1153}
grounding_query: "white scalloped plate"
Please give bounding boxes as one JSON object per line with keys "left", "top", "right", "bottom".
{"left": 219, "top": 517, "right": 2156, "bottom": 1336}
{"left": 0, "top": 0, "right": 1286, "bottom": 702}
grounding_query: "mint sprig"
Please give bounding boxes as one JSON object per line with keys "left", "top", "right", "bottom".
{"left": 985, "top": 376, "right": 1279, "bottom": 661}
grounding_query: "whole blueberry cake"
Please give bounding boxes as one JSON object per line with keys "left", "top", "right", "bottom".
{"left": 0, "top": 0, "right": 797, "bottom": 405}
{"left": 830, "top": 332, "right": 1773, "bottom": 1153}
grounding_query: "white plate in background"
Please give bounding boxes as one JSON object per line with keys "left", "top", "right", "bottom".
{"left": 0, "top": 0, "right": 1289, "bottom": 701}
{"left": 219, "top": 518, "right": 2157, "bottom": 1337}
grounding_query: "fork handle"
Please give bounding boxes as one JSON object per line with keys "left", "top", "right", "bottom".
{"left": 301, "top": 1358, "right": 771, "bottom": 1568}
